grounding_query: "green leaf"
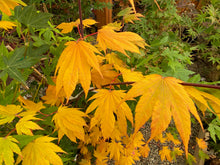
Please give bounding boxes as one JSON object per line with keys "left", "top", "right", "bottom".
{"left": 208, "top": 118, "right": 220, "bottom": 143}
{"left": 12, "top": 5, "right": 52, "bottom": 29}
{"left": 12, "top": 135, "right": 42, "bottom": 149}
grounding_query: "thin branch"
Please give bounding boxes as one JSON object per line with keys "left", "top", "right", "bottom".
{"left": 78, "top": 0, "right": 84, "bottom": 38}
{"left": 154, "top": 0, "right": 163, "bottom": 12}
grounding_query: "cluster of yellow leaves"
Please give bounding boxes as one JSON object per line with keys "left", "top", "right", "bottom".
{"left": 0, "top": 21, "right": 17, "bottom": 31}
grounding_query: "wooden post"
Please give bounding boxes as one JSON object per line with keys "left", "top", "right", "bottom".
{"left": 94, "top": 0, "right": 112, "bottom": 29}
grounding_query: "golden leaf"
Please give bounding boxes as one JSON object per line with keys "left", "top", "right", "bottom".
{"left": 52, "top": 106, "right": 87, "bottom": 142}
{"left": 97, "top": 26, "right": 147, "bottom": 57}
{"left": 196, "top": 138, "right": 207, "bottom": 149}
{"left": 124, "top": 74, "right": 203, "bottom": 156}
{"left": 86, "top": 89, "right": 133, "bottom": 139}
{"left": 56, "top": 19, "right": 97, "bottom": 34}
{"left": 0, "top": 105, "right": 23, "bottom": 125}
{"left": 105, "top": 53, "right": 126, "bottom": 67}
{"left": 41, "top": 77, "right": 66, "bottom": 106}
{"left": 16, "top": 136, "right": 65, "bottom": 165}
{"left": 91, "top": 64, "right": 120, "bottom": 88}
{"left": 166, "top": 133, "right": 180, "bottom": 145}
{"left": 108, "top": 141, "right": 123, "bottom": 161}
{"left": 18, "top": 96, "right": 45, "bottom": 116}
{"left": 0, "top": 136, "right": 21, "bottom": 165}
{"left": 0, "top": 21, "right": 16, "bottom": 30}
{"left": 55, "top": 41, "right": 102, "bottom": 99}
{"left": 0, "top": 0, "right": 26, "bottom": 15}
{"left": 94, "top": 150, "right": 108, "bottom": 165}
{"left": 159, "top": 146, "right": 172, "bottom": 162}
{"left": 185, "top": 86, "right": 220, "bottom": 118}
{"left": 117, "top": 66, "right": 144, "bottom": 82}
{"left": 16, "top": 115, "right": 43, "bottom": 135}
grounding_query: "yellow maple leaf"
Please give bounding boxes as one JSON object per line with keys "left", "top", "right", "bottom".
{"left": 91, "top": 64, "right": 120, "bottom": 88}
{"left": 16, "top": 136, "right": 65, "bottom": 165}
{"left": 41, "top": 77, "right": 66, "bottom": 106}
{"left": 86, "top": 89, "right": 133, "bottom": 139}
{"left": 196, "top": 138, "right": 207, "bottom": 149}
{"left": 0, "top": 0, "right": 26, "bottom": 16}
{"left": 16, "top": 115, "right": 43, "bottom": 135}
{"left": 0, "top": 136, "right": 21, "bottom": 165}
{"left": 166, "top": 133, "right": 180, "bottom": 145}
{"left": 140, "top": 144, "right": 150, "bottom": 158}
{"left": 118, "top": 7, "right": 144, "bottom": 24}
{"left": 108, "top": 141, "right": 124, "bottom": 161}
{"left": 106, "top": 53, "right": 126, "bottom": 67}
{"left": 56, "top": 18, "right": 97, "bottom": 34}
{"left": 79, "top": 159, "right": 91, "bottom": 165}
{"left": 185, "top": 86, "right": 220, "bottom": 118}
{"left": 94, "top": 150, "right": 108, "bottom": 165}
{"left": 119, "top": 155, "right": 135, "bottom": 165}
{"left": 97, "top": 26, "right": 147, "bottom": 57}
{"left": 129, "top": 0, "right": 136, "bottom": 13}
{"left": 0, "top": 21, "right": 16, "bottom": 30}
{"left": 124, "top": 74, "right": 203, "bottom": 156}
{"left": 52, "top": 106, "right": 87, "bottom": 142}
{"left": 0, "top": 105, "right": 23, "bottom": 125}
{"left": 55, "top": 40, "right": 102, "bottom": 99}
{"left": 117, "top": 66, "right": 144, "bottom": 82}
{"left": 159, "top": 146, "right": 172, "bottom": 162}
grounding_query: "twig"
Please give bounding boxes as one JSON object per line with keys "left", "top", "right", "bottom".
{"left": 154, "top": 0, "right": 163, "bottom": 12}
{"left": 78, "top": 0, "right": 84, "bottom": 38}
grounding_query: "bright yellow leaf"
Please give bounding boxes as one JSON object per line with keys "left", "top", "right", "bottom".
{"left": 117, "top": 66, "right": 144, "bottom": 82}
{"left": 0, "top": 136, "right": 21, "bottom": 165}
{"left": 56, "top": 19, "right": 97, "bottom": 34}
{"left": 55, "top": 40, "right": 102, "bottom": 99}
{"left": 106, "top": 53, "right": 126, "bottom": 67}
{"left": 0, "top": 21, "right": 16, "bottom": 30}
{"left": 119, "top": 155, "right": 135, "bottom": 165}
{"left": 159, "top": 146, "right": 172, "bottom": 162}
{"left": 97, "top": 26, "right": 147, "bottom": 57}
{"left": 16, "top": 115, "right": 43, "bottom": 135}
{"left": 16, "top": 136, "right": 65, "bottom": 165}
{"left": 0, "top": 0, "right": 26, "bottom": 16}
{"left": 0, "top": 105, "right": 23, "bottom": 125}
{"left": 41, "top": 77, "right": 66, "bottom": 106}
{"left": 94, "top": 150, "right": 108, "bottom": 165}
{"left": 185, "top": 86, "right": 220, "bottom": 118}
{"left": 196, "top": 138, "right": 207, "bottom": 149}
{"left": 86, "top": 89, "right": 133, "bottom": 139}
{"left": 91, "top": 64, "right": 120, "bottom": 88}
{"left": 124, "top": 74, "right": 203, "bottom": 156}
{"left": 18, "top": 96, "right": 45, "bottom": 116}
{"left": 52, "top": 106, "right": 87, "bottom": 142}
{"left": 129, "top": 0, "right": 136, "bottom": 13}
{"left": 140, "top": 144, "right": 150, "bottom": 158}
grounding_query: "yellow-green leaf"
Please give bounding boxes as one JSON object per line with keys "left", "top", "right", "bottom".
{"left": 52, "top": 106, "right": 87, "bottom": 142}
{"left": 0, "top": 136, "right": 21, "bottom": 165}
{"left": 16, "top": 136, "right": 65, "bottom": 165}
{"left": 0, "top": 105, "right": 23, "bottom": 125}
{"left": 55, "top": 41, "right": 102, "bottom": 99}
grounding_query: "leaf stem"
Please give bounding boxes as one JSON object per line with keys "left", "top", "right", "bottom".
{"left": 78, "top": 0, "right": 84, "bottom": 38}
{"left": 5, "top": 128, "right": 16, "bottom": 137}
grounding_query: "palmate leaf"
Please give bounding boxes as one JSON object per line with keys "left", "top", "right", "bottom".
{"left": 0, "top": 0, "right": 26, "bottom": 16}
{"left": 16, "top": 136, "right": 65, "bottom": 165}
{"left": 12, "top": 5, "right": 52, "bottom": 29}
{"left": 0, "top": 105, "right": 23, "bottom": 125}
{"left": 55, "top": 41, "right": 102, "bottom": 99}
{"left": 0, "top": 136, "right": 21, "bottom": 165}
{"left": 97, "top": 26, "right": 148, "bottom": 57}
{"left": 86, "top": 89, "right": 133, "bottom": 139}
{"left": 52, "top": 106, "right": 87, "bottom": 142}
{"left": 124, "top": 74, "right": 203, "bottom": 156}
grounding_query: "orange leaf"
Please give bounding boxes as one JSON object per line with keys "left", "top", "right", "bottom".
{"left": 166, "top": 133, "right": 180, "bottom": 145}
{"left": 55, "top": 41, "right": 102, "bottom": 99}
{"left": 91, "top": 64, "right": 120, "bottom": 88}
{"left": 86, "top": 89, "right": 133, "bottom": 139}
{"left": 196, "top": 138, "right": 207, "bottom": 149}
{"left": 108, "top": 141, "right": 123, "bottom": 161}
{"left": 124, "top": 74, "right": 203, "bottom": 156}
{"left": 159, "top": 146, "right": 172, "bottom": 162}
